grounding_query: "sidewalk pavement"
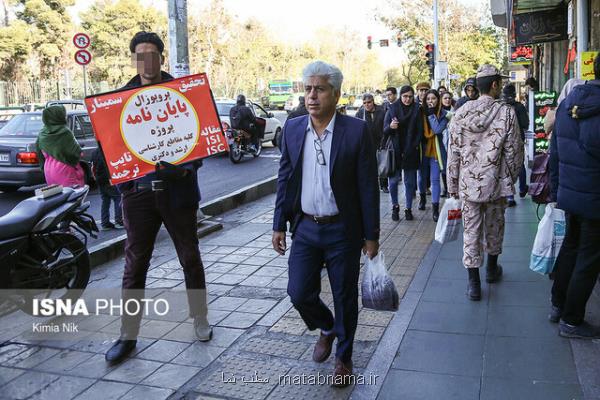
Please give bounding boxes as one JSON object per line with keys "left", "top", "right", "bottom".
{"left": 0, "top": 191, "right": 598, "bottom": 400}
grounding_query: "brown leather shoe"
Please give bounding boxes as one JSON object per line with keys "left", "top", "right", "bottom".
{"left": 332, "top": 358, "right": 353, "bottom": 388}
{"left": 312, "top": 332, "right": 335, "bottom": 362}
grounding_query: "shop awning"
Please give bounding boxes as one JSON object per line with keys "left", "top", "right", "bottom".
{"left": 490, "top": 0, "right": 565, "bottom": 27}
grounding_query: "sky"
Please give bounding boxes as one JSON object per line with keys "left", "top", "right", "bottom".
{"left": 69, "top": 0, "right": 485, "bottom": 68}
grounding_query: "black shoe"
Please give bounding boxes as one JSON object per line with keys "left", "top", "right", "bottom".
{"left": 441, "top": 191, "right": 448, "bottom": 198}
{"left": 486, "top": 255, "right": 503, "bottom": 283}
{"left": 507, "top": 200, "right": 517, "bottom": 207}
{"left": 404, "top": 209, "right": 413, "bottom": 221}
{"left": 418, "top": 194, "right": 426, "bottom": 210}
{"left": 101, "top": 222, "right": 115, "bottom": 231}
{"left": 467, "top": 280, "right": 481, "bottom": 301}
{"left": 105, "top": 339, "right": 137, "bottom": 363}
{"left": 382, "top": 187, "right": 389, "bottom": 193}
{"left": 432, "top": 203, "right": 440, "bottom": 222}
{"left": 548, "top": 305, "right": 562, "bottom": 323}
{"left": 520, "top": 185, "right": 529, "bottom": 198}
{"left": 392, "top": 206, "right": 400, "bottom": 222}
{"left": 559, "top": 320, "right": 600, "bottom": 339}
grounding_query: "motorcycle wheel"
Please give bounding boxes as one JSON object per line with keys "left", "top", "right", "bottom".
{"left": 252, "top": 141, "right": 262, "bottom": 158}
{"left": 229, "top": 142, "right": 244, "bottom": 164}
{"left": 13, "top": 232, "right": 91, "bottom": 315}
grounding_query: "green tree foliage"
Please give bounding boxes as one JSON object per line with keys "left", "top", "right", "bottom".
{"left": 15, "top": 0, "right": 75, "bottom": 77}
{"left": 381, "top": 0, "right": 504, "bottom": 91}
{"left": 0, "top": 20, "right": 32, "bottom": 79}
{"left": 80, "top": 0, "right": 166, "bottom": 87}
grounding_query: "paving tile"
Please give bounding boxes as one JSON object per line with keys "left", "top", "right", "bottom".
{"left": 139, "top": 320, "right": 179, "bottom": 339}
{"left": 219, "top": 254, "right": 250, "bottom": 264}
{"left": 270, "top": 317, "right": 307, "bottom": 335}
{"left": 236, "top": 299, "right": 278, "bottom": 314}
{"left": 422, "top": 278, "right": 475, "bottom": 304}
{"left": 230, "top": 264, "right": 262, "bottom": 275}
{"left": 484, "top": 336, "right": 579, "bottom": 382}
{"left": 29, "top": 375, "right": 95, "bottom": 400}
{"left": 36, "top": 349, "right": 96, "bottom": 374}
{"left": 209, "top": 296, "right": 247, "bottom": 311}
{"left": 489, "top": 281, "right": 552, "bottom": 307}
{"left": 205, "top": 272, "right": 223, "bottom": 283}
{"left": 209, "top": 246, "right": 239, "bottom": 255}
{"left": 377, "top": 369, "right": 480, "bottom": 400}
{"left": 253, "top": 266, "right": 286, "bottom": 277}
{"left": 267, "top": 367, "right": 353, "bottom": 399}
{"left": 487, "top": 305, "right": 558, "bottom": 338}
{"left": 212, "top": 274, "right": 248, "bottom": 285}
{"left": 0, "top": 343, "right": 29, "bottom": 364}
{"left": 217, "top": 312, "right": 263, "bottom": 329}
{"left": 209, "top": 327, "right": 245, "bottom": 347}
{"left": 240, "top": 275, "right": 276, "bottom": 287}
{"left": 1, "top": 371, "right": 61, "bottom": 400}
{"left": 207, "top": 262, "right": 238, "bottom": 274}
{"left": 207, "top": 309, "right": 231, "bottom": 325}
{"left": 2, "top": 346, "right": 60, "bottom": 369}
{"left": 162, "top": 322, "right": 196, "bottom": 343}
{"left": 242, "top": 337, "right": 309, "bottom": 359}
{"left": 409, "top": 300, "right": 487, "bottom": 335}
{"left": 244, "top": 256, "right": 276, "bottom": 266}
{"left": 481, "top": 377, "right": 583, "bottom": 400}
{"left": 354, "top": 325, "right": 386, "bottom": 342}
{"left": 74, "top": 380, "right": 134, "bottom": 400}
{"left": 141, "top": 362, "right": 201, "bottom": 390}
{"left": 171, "top": 342, "right": 226, "bottom": 367}
{"left": 268, "top": 277, "right": 289, "bottom": 289}
{"left": 119, "top": 385, "right": 174, "bottom": 400}
{"left": 392, "top": 330, "right": 484, "bottom": 377}
{"left": 67, "top": 353, "right": 118, "bottom": 379}
{"left": 0, "top": 366, "right": 25, "bottom": 386}
{"left": 136, "top": 339, "right": 190, "bottom": 362}
{"left": 103, "top": 358, "right": 163, "bottom": 384}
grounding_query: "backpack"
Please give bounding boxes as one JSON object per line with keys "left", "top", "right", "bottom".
{"left": 229, "top": 106, "right": 242, "bottom": 129}
{"left": 528, "top": 152, "right": 552, "bottom": 204}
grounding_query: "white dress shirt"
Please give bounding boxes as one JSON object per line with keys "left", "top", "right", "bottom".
{"left": 301, "top": 113, "right": 339, "bottom": 217}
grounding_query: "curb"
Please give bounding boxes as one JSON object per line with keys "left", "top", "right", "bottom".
{"left": 88, "top": 175, "right": 278, "bottom": 268}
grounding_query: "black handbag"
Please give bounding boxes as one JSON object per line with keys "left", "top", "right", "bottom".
{"left": 376, "top": 137, "right": 396, "bottom": 178}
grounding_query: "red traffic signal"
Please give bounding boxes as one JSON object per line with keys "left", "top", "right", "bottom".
{"left": 425, "top": 43, "right": 435, "bottom": 80}
{"left": 367, "top": 36, "right": 372, "bottom": 49}
{"left": 425, "top": 44, "right": 434, "bottom": 53}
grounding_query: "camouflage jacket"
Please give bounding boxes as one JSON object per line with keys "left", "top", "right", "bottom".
{"left": 447, "top": 95, "right": 524, "bottom": 202}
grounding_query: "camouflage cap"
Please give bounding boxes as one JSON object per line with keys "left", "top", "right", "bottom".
{"left": 476, "top": 64, "right": 509, "bottom": 79}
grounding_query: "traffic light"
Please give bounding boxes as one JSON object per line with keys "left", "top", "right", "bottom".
{"left": 425, "top": 43, "right": 435, "bottom": 80}
{"left": 367, "top": 36, "right": 372, "bottom": 49}
{"left": 396, "top": 34, "right": 402, "bottom": 47}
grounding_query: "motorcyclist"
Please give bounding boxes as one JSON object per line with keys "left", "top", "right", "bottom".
{"left": 229, "top": 94, "right": 259, "bottom": 151}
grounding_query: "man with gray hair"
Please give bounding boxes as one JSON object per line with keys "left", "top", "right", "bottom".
{"left": 273, "top": 60, "right": 380, "bottom": 387}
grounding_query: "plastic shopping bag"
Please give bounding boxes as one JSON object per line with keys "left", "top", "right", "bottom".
{"left": 529, "top": 203, "right": 565, "bottom": 275}
{"left": 435, "top": 198, "right": 463, "bottom": 244}
{"left": 361, "top": 252, "right": 399, "bottom": 311}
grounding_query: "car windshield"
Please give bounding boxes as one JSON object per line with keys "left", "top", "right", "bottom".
{"left": 0, "top": 114, "right": 43, "bottom": 137}
{"left": 216, "top": 103, "right": 235, "bottom": 116}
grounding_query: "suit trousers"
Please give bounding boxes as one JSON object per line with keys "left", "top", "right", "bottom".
{"left": 461, "top": 199, "right": 507, "bottom": 269}
{"left": 551, "top": 213, "right": 600, "bottom": 325}
{"left": 119, "top": 189, "right": 206, "bottom": 339}
{"left": 287, "top": 217, "right": 362, "bottom": 363}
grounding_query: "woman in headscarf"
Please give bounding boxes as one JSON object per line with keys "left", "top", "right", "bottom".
{"left": 382, "top": 85, "right": 423, "bottom": 221}
{"left": 36, "top": 105, "right": 85, "bottom": 187}
{"left": 421, "top": 89, "right": 448, "bottom": 221}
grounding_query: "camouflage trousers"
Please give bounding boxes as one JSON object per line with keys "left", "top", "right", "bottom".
{"left": 462, "top": 198, "right": 507, "bottom": 269}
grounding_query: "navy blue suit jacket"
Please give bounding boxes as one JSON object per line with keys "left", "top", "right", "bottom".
{"left": 273, "top": 113, "right": 380, "bottom": 243}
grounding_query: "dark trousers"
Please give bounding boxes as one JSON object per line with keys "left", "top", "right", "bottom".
{"left": 551, "top": 213, "right": 600, "bottom": 325}
{"left": 287, "top": 217, "right": 361, "bottom": 363}
{"left": 518, "top": 163, "right": 527, "bottom": 194}
{"left": 120, "top": 189, "right": 206, "bottom": 338}
{"left": 99, "top": 183, "right": 122, "bottom": 226}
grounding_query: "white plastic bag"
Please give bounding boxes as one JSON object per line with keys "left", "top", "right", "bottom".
{"left": 361, "top": 252, "right": 399, "bottom": 311}
{"left": 529, "top": 203, "right": 565, "bottom": 275}
{"left": 435, "top": 198, "right": 463, "bottom": 244}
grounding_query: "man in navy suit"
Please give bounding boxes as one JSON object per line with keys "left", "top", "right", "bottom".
{"left": 272, "top": 61, "right": 380, "bottom": 387}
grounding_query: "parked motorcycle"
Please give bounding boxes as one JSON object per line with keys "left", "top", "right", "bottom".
{"left": 225, "top": 129, "right": 262, "bottom": 163}
{"left": 0, "top": 185, "right": 98, "bottom": 316}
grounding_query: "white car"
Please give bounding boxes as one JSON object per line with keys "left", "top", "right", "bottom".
{"left": 284, "top": 94, "right": 302, "bottom": 113}
{"left": 216, "top": 100, "right": 283, "bottom": 148}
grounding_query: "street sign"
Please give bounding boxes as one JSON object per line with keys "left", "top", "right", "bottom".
{"left": 74, "top": 50, "right": 92, "bottom": 66}
{"left": 379, "top": 39, "right": 389, "bottom": 47}
{"left": 73, "top": 33, "right": 90, "bottom": 49}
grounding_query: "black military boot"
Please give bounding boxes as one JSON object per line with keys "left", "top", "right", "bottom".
{"left": 418, "top": 194, "right": 427, "bottom": 210}
{"left": 486, "top": 254, "right": 503, "bottom": 283}
{"left": 467, "top": 268, "right": 481, "bottom": 301}
{"left": 432, "top": 203, "right": 440, "bottom": 222}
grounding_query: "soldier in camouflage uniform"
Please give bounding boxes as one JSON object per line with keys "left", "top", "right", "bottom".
{"left": 447, "top": 64, "right": 524, "bottom": 301}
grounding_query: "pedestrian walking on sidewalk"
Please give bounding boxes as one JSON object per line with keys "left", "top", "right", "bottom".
{"left": 272, "top": 61, "right": 380, "bottom": 387}
{"left": 36, "top": 105, "right": 85, "bottom": 188}
{"left": 421, "top": 89, "right": 449, "bottom": 222}
{"left": 105, "top": 31, "right": 212, "bottom": 365}
{"left": 447, "top": 64, "right": 523, "bottom": 301}
{"left": 455, "top": 77, "right": 479, "bottom": 111}
{"left": 91, "top": 144, "right": 123, "bottom": 230}
{"left": 416, "top": 82, "right": 432, "bottom": 209}
{"left": 548, "top": 57, "right": 600, "bottom": 339}
{"left": 382, "top": 85, "right": 424, "bottom": 221}
{"left": 502, "top": 83, "right": 529, "bottom": 206}
{"left": 356, "top": 94, "right": 387, "bottom": 192}
{"left": 383, "top": 86, "right": 398, "bottom": 115}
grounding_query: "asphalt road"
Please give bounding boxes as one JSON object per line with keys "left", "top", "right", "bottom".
{"left": 0, "top": 111, "right": 289, "bottom": 248}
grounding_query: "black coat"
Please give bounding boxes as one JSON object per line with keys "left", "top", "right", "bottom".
{"left": 229, "top": 103, "right": 256, "bottom": 132}
{"left": 288, "top": 103, "right": 308, "bottom": 119}
{"left": 91, "top": 146, "right": 110, "bottom": 186}
{"left": 354, "top": 105, "right": 385, "bottom": 150}
{"left": 383, "top": 101, "right": 423, "bottom": 171}
{"left": 504, "top": 98, "right": 529, "bottom": 140}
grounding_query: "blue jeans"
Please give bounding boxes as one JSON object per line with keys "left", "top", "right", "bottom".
{"left": 418, "top": 158, "right": 430, "bottom": 194}
{"left": 100, "top": 184, "right": 123, "bottom": 225}
{"left": 388, "top": 169, "right": 402, "bottom": 206}
{"left": 428, "top": 157, "right": 441, "bottom": 204}
{"left": 403, "top": 170, "right": 417, "bottom": 209}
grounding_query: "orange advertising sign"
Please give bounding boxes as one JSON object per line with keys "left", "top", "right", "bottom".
{"left": 581, "top": 51, "right": 598, "bottom": 81}
{"left": 84, "top": 73, "right": 227, "bottom": 185}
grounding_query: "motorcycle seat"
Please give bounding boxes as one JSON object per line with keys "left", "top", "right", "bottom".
{"left": 0, "top": 190, "right": 73, "bottom": 240}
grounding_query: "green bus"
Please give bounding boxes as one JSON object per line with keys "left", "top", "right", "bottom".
{"left": 266, "top": 80, "right": 304, "bottom": 110}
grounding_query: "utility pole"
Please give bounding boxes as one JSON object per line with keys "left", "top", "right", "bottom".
{"left": 433, "top": 0, "right": 440, "bottom": 87}
{"left": 168, "top": 0, "right": 190, "bottom": 78}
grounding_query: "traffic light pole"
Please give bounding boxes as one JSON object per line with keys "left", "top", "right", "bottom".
{"left": 433, "top": 0, "right": 439, "bottom": 87}
{"left": 168, "top": 0, "right": 190, "bottom": 78}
